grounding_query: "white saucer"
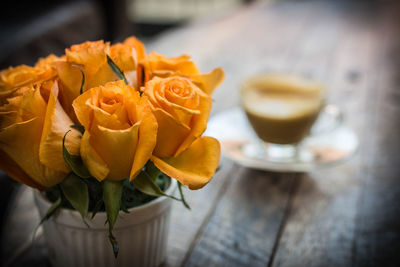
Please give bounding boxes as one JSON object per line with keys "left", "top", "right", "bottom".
{"left": 205, "top": 107, "right": 359, "bottom": 172}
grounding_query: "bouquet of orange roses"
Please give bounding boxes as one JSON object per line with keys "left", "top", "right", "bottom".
{"left": 0, "top": 37, "right": 224, "bottom": 257}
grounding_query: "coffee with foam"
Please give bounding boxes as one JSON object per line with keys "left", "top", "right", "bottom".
{"left": 241, "top": 74, "right": 324, "bottom": 144}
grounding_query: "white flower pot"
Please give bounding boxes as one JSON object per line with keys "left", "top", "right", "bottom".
{"left": 34, "top": 179, "right": 177, "bottom": 267}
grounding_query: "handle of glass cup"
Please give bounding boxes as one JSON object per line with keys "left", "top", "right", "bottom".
{"left": 311, "top": 104, "right": 344, "bottom": 135}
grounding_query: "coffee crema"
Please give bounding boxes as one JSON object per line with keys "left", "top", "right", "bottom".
{"left": 241, "top": 74, "right": 324, "bottom": 144}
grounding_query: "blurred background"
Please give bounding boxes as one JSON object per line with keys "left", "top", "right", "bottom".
{"left": 0, "top": 0, "right": 258, "bottom": 68}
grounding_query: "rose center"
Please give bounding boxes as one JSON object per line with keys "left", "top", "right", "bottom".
{"left": 103, "top": 97, "right": 117, "bottom": 105}
{"left": 100, "top": 95, "right": 124, "bottom": 115}
{"left": 166, "top": 79, "right": 194, "bottom": 99}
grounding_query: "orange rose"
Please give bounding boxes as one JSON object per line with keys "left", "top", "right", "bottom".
{"left": 0, "top": 54, "right": 62, "bottom": 104}
{"left": 109, "top": 36, "right": 146, "bottom": 87}
{"left": 55, "top": 38, "right": 146, "bottom": 120}
{"left": 35, "top": 54, "right": 65, "bottom": 70}
{"left": 138, "top": 52, "right": 224, "bottom": 95}
{"left": 72, "top": 80, "right": 157, "bottom": 181}
{"left": 109, "top": 36, "right": 146, "bottom": 72}
{"left": 0, "top": 80, "right": 81, "bottom": 189}
{"left": 143, "top": 76, "right": 221, "bottom": 189}
{"left": 55, "top": 40, "right": 115, "bottom": 110}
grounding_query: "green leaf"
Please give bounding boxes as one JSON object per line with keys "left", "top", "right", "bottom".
{"left": 120, "top": 201, "right": 130, "bottom": 213}
{"left": 60, "top": 173, "right": 89, "bottom": 220}
{"left": 178, "top": 182, "right": 191, "bottom": 210}
{"left": 40, "top": 196, "right": 62, "bottom": 225}
{"left": 145, "top": 161, "right": 160, "bottom": 182}
{"left": 108, "top": 234, "right": 119, "bottom": 258}
{"left": 155, "top": 175, "right": 166, "bottom": 190}
{"left": 102, "top": 180, "right": 123, "bottom": 228}
{"left": 132, "top": 172, "right": 180, "bottom": 201}
{"left": 102, "top": 180, "right": 123, "bottom": 258}
{"left": 63, "top": 131, "right": 91, "bottom": 178}
{"left": 70, "top": 124, "right": 85, "bottom": 134}
{"left": 85, "top": 177, "right": 103, "bottom": 216}
{"left": 106, "top": 55, "right": 128, "bottom": 85}
{"left": 71, "top": 65, "right": 85, "bottom": 94}
{"left": 33, "top": 195, "right": 62, "bottom": 242}
{"left": 91, "top": 198, "right": 104, "bottom": 219}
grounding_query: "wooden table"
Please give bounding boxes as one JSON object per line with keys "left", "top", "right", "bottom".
{"left": 3, "top": 0, "right": 400, "bottom": 266}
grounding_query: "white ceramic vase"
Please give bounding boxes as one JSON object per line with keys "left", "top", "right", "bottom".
{"left": 34, "top": 179, "right": 177, "bottom": 267}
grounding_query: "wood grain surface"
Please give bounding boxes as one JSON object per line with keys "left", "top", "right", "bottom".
{"left": 149, "top": 1, "right": 400, "bottom": 266}
{"left": 2, "top": 1, "right": 400, "bottom": 266}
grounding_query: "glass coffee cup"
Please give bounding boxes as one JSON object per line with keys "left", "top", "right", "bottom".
{"left": 240, "top": 73, "right": 332, "bottom": 162}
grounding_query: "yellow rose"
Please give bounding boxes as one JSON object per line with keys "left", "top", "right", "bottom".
{"left": 0, "top": 80, "right": 81, "bottom": 189}
{"left": 66, "top": 40, "right": 110, "bottom": 75}
{"left": 0, "top": 64, "right": 53, "bottom": 91}
{"left": 110, "top": 37, "right": 147, "bottom": 87}
{"left": 143, "top": 76, "right": 221, "bottom": 189}
{"left": 54, "top": 40, "right": 113, "bottom": 122}
{"left": 55, "top": 38, "right": 146, "bottom": 120}
{"left": 138, "top": 52, "right": 224, "bottom": 95}
{"left": 0, "top": 65, "right": 44, "bottom": 92}
{"left": 35, "top": 54, "right": 65, "bottom": 70}
{"left": 72, "top": 80, "right": 157, "bottom": 181}
{"left": 0, "top": 55, "right": 62, "bottom": 104}
{"left": 59, "top": 38, "right": 146, "bottom": 91}
{"left": 110, "top": 36, "right": 146, "bottom": 72}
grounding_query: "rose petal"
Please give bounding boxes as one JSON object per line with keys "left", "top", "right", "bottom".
{"left": 80, "top": 130, "right": 110, "bottom": 181}
{"left": 66, "top": 40, "right": 109, "bottom": 75}
{"left": 39, "top": 81, "right": 81, "bottom": 172}
{"left": 154, "top": 83, "right": 199, "bottom": 126}
{"left": 73, "top": 81, "right": 133, "bottom": 130}
{"left": 152, "top": 108, "right": 191, "bottom": 158}
{"left": 90, "top": 124, "right": 140, "bottom": 181}
{"left": 35, "top": 54, "right": 65, "bottom": 69}
{"left": 146, "top": 76, "right": 200, "bottom": 127}
{"left": 174, "top": 90, "right": 212, "bottom": 156}
{"left": 20, "top": 86, "right": 47, "bottom": 122}
{"left": 191, "top": 67, "right": 225, "bottom": 95}
{"left": 123, "top": 37, "right": 146, "bottom": 63}
{"left": 92, "top": 105, "right": 131, "bottom": 130}
{"left": 0, "top": 88, "right": 19, "bottom": 105}
{"left": 148, "top": 52, "right": 200, "bottom": 75}
{"left": 0, "top": 118, "right": 67, "bottom": 187}
{"left": 110, "top": 43, "right": 136, "bottom": 72}
{"left": 0, "top": 85, "right": 66, "bottom": 188}
{"left": 109, "top": 36, "right": 146, "bottom": 73}
{"left": 85, "top": 62, "right": 117, "bottom": 90}
{"left": 0, "top": 111, "right": 20, "bottom": 129}
{"left": 130, "top": 111, "right": 158, "bottom": 179}
{"left": 125, "top": 70, "right": 138, "bottom": 88}
{"left": 0, "top": 149, "right": 45, "bottom": 190}
{"left": 55, "top": 61, "right": 84, "bottom": 120}
{"left": 72, "top": 85, "right": 97, "bottom": 129}
{"left": 151, "top": 136, "right": 220, "bottom": 190}
{"left": 0, "top": 65, "right": 48, "bottom": 91}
